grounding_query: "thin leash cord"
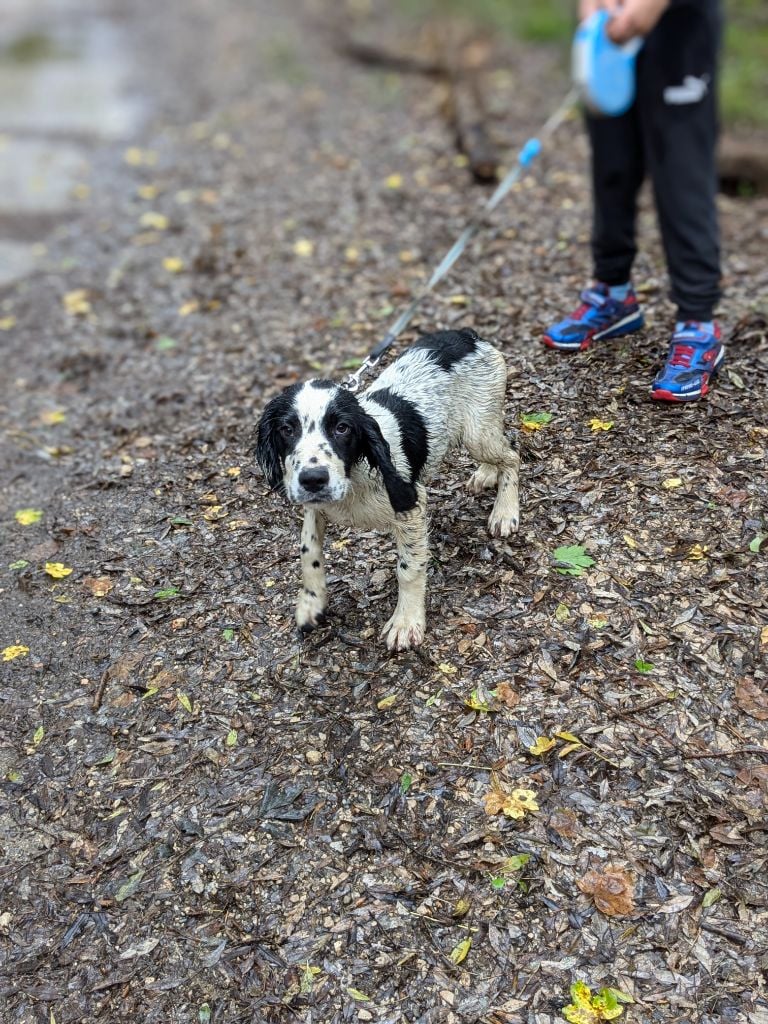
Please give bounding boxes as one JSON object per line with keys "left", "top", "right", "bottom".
{"left": 343, "top": 85, "right": 580, "bottom": 392}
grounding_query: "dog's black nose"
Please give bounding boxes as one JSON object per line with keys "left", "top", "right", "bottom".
{"left": 298, "top": 466, "right": 330, "bottom": 493}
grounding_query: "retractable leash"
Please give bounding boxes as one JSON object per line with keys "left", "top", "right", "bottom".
{"left": 343, "top": 13, "right": 642, "bottom": 393}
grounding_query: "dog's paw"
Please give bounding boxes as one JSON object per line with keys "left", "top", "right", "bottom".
{"left": 467, "top": 465, "right": 499, "bottom": 493}
{"left": 296, "top": 590, "right": 327, "bottom": 632}
{"left": 381, "top": 614, "right": 425, "bottom": 651}
{"left": 488, "top": 509, "right": 519, "bottom": 537}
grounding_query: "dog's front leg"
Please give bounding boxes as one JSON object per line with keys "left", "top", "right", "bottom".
{"left": 382, "top": 487, "right": 428, "bottom": 651}
{"left": 296, "top": 508, "right": 327, "bottom": 632}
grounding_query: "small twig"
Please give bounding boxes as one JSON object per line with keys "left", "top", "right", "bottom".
{"left": 700, "top": 920, "right": 749, "bottom": 945}
{"left": 91, "top": 669, "right": 109, "bottom": 711}
{"left": 682, "top": 747, "right": 768, "bottom": 760}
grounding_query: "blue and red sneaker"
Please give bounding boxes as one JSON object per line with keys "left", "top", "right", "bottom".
{"left": 542, "top": 283, "right": 644, "bottom": 351}
{"left": 651, "top": 321, "right": 724, "bottom": 402}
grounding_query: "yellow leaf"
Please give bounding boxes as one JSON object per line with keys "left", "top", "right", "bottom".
{"left": 449, "top": 937, "right": 471, "bottom": 964}
{"left": 178, "top": 300, "right": 199, "bottom": 317}
{"left": 140, "top": 211, "right": 169, "bottom": 230}
{"left": 344, "top": 246, "right": 360, "bottom": 263}
{"left": 555, "top": 731, "right": 581, "bottom": 743}
{"left": 623, "top": 534, "right": 637, "bottom": 549}
{"left": 293, "top": 238, "right": 314, "bottom": 257}
{"left": 377, "top": 693, "right": 398, "bottom": 710}
{"left": 203, "top": 505, "right": 227, "bottom": 522}
{"left": 137, "top": 184, "right": 159, "bottom": 200}
{"left": 63, "top": 289, "right": 91, "bottom": 315}
{"left": 225, "top": 466, "right": 241, "bottom": 478}
{"left": 2, "top": 645, "right": 30, "bottom": 662}
{"left": 40, "top": 409, "right": 66, "bottom": 425}
{"left": 347, "top": 988, "right": 370, "bottom": 1002}
{"left": 437, "top": 662, "right": 457, "bottom": 675}
{"left": 163, "top": 256, "right": 184, "bottom": 273}
{"left": 504, "top": 789, "right": 539, "bottom": 819}
{"left": 385, "top": 173, "right": 403, "bottom": 189}
{"left": 558, "top": 742, "right": 584, "bottom": 757}
{"left": 588, "top": 418, "right": 613, "bottom": 432}
{"left": 0, "top": 315, "right": 16, "bottom": 330}
{"left": 15, "top": 508, "right": 43, "bottom": 526}
{"left": 33, "top": 725, "right": 44, "bottom": 745}
{"left": 398, "top": 249, "right": 415, "bottom": 263}
{"left": 687, "top": 543, "right": 709, "bottom": 561}
{"left": 177, "top": 691, "right": 193, "bottom": 713}
{"left": 45, "top": 562, "right": 73, "bottom": 579}
{"left": 662, "top": 477, "right": 683, "bottom": 489}
{"left": 448, "top": 294, "right": 468, "bottom": 306}
{"left": 761, "top": 625, "right": 768, "bottom": 648}
{"left": 528, "top": 736, "right": 556, "bottom": 756}
{"left": 226, "top": 729, "right": 238, "bottom": 746}
{"left": 124, "top": 147, "right": 157, "bottom": 166}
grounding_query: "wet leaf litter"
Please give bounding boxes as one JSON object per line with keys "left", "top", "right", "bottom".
{"left": 1, "top": 0, "right": 767, "bottom": 1021}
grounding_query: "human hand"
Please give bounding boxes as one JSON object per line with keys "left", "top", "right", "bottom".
{"left": 605, "top": 0, "right": 670, "bottom": 42}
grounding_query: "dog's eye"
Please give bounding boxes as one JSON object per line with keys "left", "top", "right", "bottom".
{"left": 281, "top": 422, "right": 295, "bottom": 438}
{"left": 334, "top": 422, "right": 350, "bottom": 436}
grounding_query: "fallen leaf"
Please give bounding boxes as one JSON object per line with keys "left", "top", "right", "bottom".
{"left": 588, "top": 418, "right": 614, "bottom": 432}
{"left": 124, "top": 147, "right": 156, "bottom": 166}
{"left": 578, "top": 866, "right": 635, "bottom": 917}
{"left": 139, "top": 211, "right": 169, "bottom": 230}
{"left": 687, "top": 543, "right": 709, "bottom": 560}
{"left": 33, "top": 725, "right": 44, "bottom": 745}
{"left": 662, "top": 477, "right": 683, "bottom": 489}
{"left": 347, "top": 988, "right": 370, "bottom": 1002}
{"left": 0, "top": 315, "right": 17, "bottom": 330}
{"left": 163, "top": 256, "right": 184, "bottom": 272}
{"left": 634, "top": 659, "right": 654, "bottom": 673}
{"left": 293, "top": 238, "right": 314, "bottom": 257}
{"left": 83, "top": 576, "right": 113, "bottom": 597}
{"left": 226, "top": 728, "right": 238, "bottom": 747}
{"left": 384, "top": 173, "right": 403, "bottom": 189}
{"left": 377, "top": 693, "right": 398, "bottom": 710}
{"left": 178, "top": 300, "right": 199, "bottom": 317}
{"left": 63, "top": 289, "right": 91, "bottom": 316}
{"left": 40, "top": 409, "right": 66, "bottom": 425}
{"left": 555, "top": 602, "right": 570, "bottom": 622}
{"left": 449, "top": 937, "right": 471, "bottom": 964}
{"left": 528, "top": 735, "right": 556, "bottom": 756}
{"left": 562, "top": 981, "right": 628, "bottom": 1023}
{"left": 2, "top": 645, "right": 30, "bottom": 662}
{"left": 14, "top": 508, "right": 43, "bottom": 526}
{"left": 45, "top": 562, "right": 73, "bottom": 579}
{"left": 735, "top": 678, "right": 768, "bottom": 721}
{"left": 485, "top": 780, "right": 539, "bottom": 820}
{"left": 177, "top": 692, "right": 193, "bottom": 713}
{"left": 520, "top": 411, "right": 552, "bottom": 432}
{"left": 448, "top": 294, "right": 468, "bottom": 306}
{"left": 494, "top": 681, "right": 520, "bottom": 709}
{"left": 137, "top": 183, "right": 159, "bottom": 200}
{"left": 552, "top": 545, "right": 595, "bottom": 577}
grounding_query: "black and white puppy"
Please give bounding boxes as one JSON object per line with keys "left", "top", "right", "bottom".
{"left": 256, "top": 329, "right": 520, "bottom": 650}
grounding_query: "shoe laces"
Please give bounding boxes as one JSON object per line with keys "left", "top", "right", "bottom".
{"left": 669, "top": 344, "right": 695, "bottom": 368}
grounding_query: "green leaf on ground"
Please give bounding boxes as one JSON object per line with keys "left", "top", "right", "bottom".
{"left": 400, "top": 772, "right": 413, "bottom": 794}
{"left": 552, "top": 545, "right": 595, "bottom": 576}
{"left": 115, "top": 870, "right": 144, "bottom": 903}
{"left": 226, "top": 729, "right": 238, "bottom": 747}
{"left": 154, "top": 586, "right": 179, "bottom": 600}
{"left": 634, "top": 659, "right": 654, "bottom": 673}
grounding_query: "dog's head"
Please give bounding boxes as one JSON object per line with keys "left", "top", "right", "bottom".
{"left": 256, "top": 381, "right": 417, "bottom": 512}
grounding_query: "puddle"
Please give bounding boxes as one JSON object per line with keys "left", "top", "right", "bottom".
{"left": 0, "top": 0, "right": 145, "bottom": 286}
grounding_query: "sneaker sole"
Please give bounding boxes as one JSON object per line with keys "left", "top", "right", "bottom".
{"left": 650, "top": 349, "right": 724, "bottom": 402}
{"left": 542, "top": 311, "right": 644, "bottom": 351}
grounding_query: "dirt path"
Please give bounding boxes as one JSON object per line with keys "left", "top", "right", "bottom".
{"left": 1, "top": 1, "right": 767, "bottom": 1022}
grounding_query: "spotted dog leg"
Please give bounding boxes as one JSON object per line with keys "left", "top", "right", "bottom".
{"left": 381, "top": 486, "right": 429, "bottom": 651}
{"left": 296, "top": 508, "right": 327, "bottom": 631}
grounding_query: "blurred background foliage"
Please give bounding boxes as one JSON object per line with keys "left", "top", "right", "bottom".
{"left": 398, "top": 0, "right": 768, "bottom": 128}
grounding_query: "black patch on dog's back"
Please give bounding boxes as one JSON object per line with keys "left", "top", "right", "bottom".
{"left": 367, "top": 387, "right": 429, "bottom": 482}
{"left": 411, "top": 329, "right": 480, "bottom": 371}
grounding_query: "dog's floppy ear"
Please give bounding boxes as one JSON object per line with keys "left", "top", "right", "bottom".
{"left": 255, "top": 390, "right": 293, "bottom": 491}
{"left": 358, "top": 412, "right": 418, "bottom": 513}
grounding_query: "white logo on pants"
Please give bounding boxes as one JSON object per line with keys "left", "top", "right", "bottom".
{"left": 664, "top": 75, "right": 710, "bottom": 105}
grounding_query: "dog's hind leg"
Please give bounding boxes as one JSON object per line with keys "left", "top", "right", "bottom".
{"left": 381, "top": 486, "right": 429, "bottom": 651}
{"left": 464, "top": 414, "right": 520, "bottom": 539}
{"left": 296, "top": 508, "right": 328, "bottom": 631}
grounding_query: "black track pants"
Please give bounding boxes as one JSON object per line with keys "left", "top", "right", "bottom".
{"left": 586, "top": 0, "right": 722, "bottom": 321}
